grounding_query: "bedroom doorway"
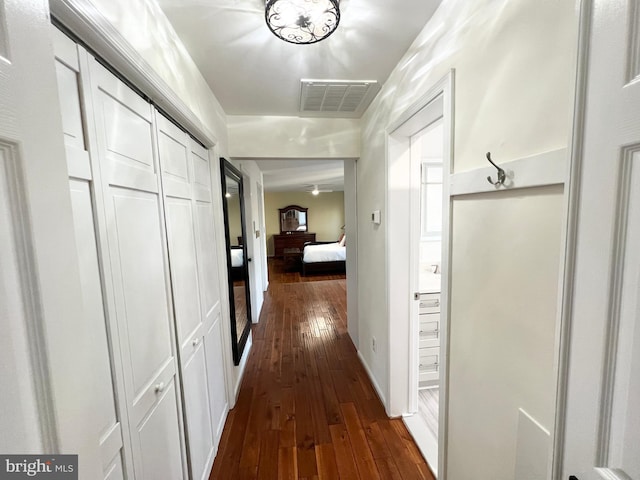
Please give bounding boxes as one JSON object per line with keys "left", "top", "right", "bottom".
{"left": 386, "top": 71, "right": 453, "bottom": 478}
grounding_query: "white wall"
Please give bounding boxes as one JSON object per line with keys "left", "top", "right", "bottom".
{"left": 85, "top": 0, "right": 228, "bottom": 153}
{"left": 228, "top": 115, "right": 360, "bottom": 159}
{"left": 357, "top": 0, "right": 578, "bottom": 478}
{"left": 449, "top": 186, "right": 563, "bottom": 479}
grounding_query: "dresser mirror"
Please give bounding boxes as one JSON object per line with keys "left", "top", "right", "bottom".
{"left": 220, "top": 158, "right": 251, "bottom": 365}
{"left": 279, "top": 205, "right": 308, "bottom": 233}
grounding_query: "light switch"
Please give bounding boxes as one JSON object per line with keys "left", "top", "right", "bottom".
{"left": 372, "top": 210, "right": 381, "bottom": 224}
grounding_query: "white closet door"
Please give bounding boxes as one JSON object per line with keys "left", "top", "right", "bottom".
{"left": 52, "top": 30, "right": 131, "bottom": 480}
{"left": 89, "top": 59, "right": 186, "bottom": 480}
{"left": 156, "top": 115, "right": 216, "bottom": 480}
{"left": 190, "top": 140, "right": 228, "bottom": 446}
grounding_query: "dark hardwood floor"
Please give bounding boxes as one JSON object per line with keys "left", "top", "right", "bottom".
{"left": 267, "top": 257, "right": 346, "bottom": 284}
{"left": 209, "top": 260, "right": 434, "bottom": 479}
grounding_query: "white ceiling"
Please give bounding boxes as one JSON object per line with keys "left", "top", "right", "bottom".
{"left": 156, "top": 0, "right": 441, "bottom": 117}
{"left": 156, "top": 0, "right": 441, "bottom": 190}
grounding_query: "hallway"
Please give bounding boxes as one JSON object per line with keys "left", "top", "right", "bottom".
{"left": 209, "top": 275, "right": 434, "bottom": 479}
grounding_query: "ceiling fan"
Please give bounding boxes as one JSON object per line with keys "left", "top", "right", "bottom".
{"left": 307, "top": 184, "right": 334, "bottom": 195}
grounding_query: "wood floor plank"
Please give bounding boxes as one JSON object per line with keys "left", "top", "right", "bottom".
{"left": 378, "top": 419, "right": 426, "bottom": 480}
{"left": 279, "top": 386, "right": 296, "bottom": 448}
{"left": 209, "top": 259, "right": 433, "bottom": 479}
{"left": 417, "top": 461, "right": 437, "bottom": 480}
{"left": 278, "top": 447, "right": 297, "bottom": 480}
{"left": 374, "top": 456, "right": 404, "bottom": 480}
{"left": 257, "top": 430, "right": 280, "bottom": 480}
{"left": 329, "top": 423, "right": 360, "bottom": 480}
{"left": 341, "top": 403, "right": 381, "bottom": 480}
{"left": 364, "top": 421, "right": 393, "bottom": 460}
{"left": 391, "top": 418, "right": 427, "bottom": 466}
{"left": 315, "top": 443, "right": 339, "bottom": 480}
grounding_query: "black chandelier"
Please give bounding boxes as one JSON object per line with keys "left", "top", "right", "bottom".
{"left": 265, "top": 0, "right": 341, "bottom": 45}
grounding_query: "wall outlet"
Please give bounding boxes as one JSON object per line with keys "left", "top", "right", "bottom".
{"left": 371, "top": 336, "right": 377, "bottom": 353}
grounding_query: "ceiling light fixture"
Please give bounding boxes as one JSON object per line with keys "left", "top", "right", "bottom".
{"left": 311, "top": 185, "right": 320, "bottom": 195}
{"left": 265, "top": 0, "right": 340, "bottom": 45}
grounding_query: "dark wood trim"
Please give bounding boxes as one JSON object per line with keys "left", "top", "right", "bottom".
{"left": 279, "top": 204, "right": 309, "bottom": 233}
{"left": 220, "top": 157, "right": 252, "bottom": 365}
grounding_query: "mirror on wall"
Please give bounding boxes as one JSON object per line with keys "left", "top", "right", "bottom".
{"left": 220, "top": 158, "right": 251, "bottom": 365}
{"left": 279, "top": 205, "right": 309, "bottom": 233}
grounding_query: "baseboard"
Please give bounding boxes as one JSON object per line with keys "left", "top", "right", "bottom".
{"left": 357, "top": 350, "right": 387, "bottom": 409}
{"left": 233, "top": 333, "right": 252, "bottom": 401}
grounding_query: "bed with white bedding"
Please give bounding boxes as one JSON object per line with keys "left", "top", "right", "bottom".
{"left": 302, "top": 241, "right": 346, "bottom": 276}
{"left": 230, "top": 246, "right": 244, "bottom": 280}
{"left": 230, "top": 247, "right": 243, "bottom": 267}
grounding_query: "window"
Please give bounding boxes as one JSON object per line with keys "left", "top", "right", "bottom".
{"left": 421, "top": 162, "right": 443, "bottom": 238}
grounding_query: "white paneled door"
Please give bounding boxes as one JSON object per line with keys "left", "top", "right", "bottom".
{"left": 191, "top": 142, "right": 229, "bottom": 451}
{"left": 53, "top": 30, "right": 132, "bottom": 480}
{"left": 0, "top": 0, "right": 106, "bottom": 472}
{"left": 51, "top": 27, "right": 230, "bottom": 479}
{"left": 89, "top": 59, "right": 186, "bottom": 480}
{"left": 157, "top": 115, "right": 227, "bottom": 480}
{"left": 563, "top": 1, "right": 640, "bottom": 479}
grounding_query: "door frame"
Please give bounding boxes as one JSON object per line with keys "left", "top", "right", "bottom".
{"left": 549, "top": 0, "right": 591, "bottom": 477}
{"left": 386, "top": 70, "right": 454, "bottom": 478}
{"left": 344, "top": 158, "right": 359, "bottom": 345}
{"left": 256, "top": 181, "right": 269, "bottom": 293}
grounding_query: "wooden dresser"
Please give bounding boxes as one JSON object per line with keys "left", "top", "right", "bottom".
{"left": 273, "top": 233, "right": 316, "bottom": 257}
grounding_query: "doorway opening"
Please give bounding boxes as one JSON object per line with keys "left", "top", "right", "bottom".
{"left": 409, "top": 118, "right": 444, "bottom": 467}
{"left": 386, "top": 71, "right": 454, "bottom": 477}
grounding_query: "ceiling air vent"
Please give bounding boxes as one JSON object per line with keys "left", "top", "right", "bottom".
{"left": 299, "top": 79, "right": 380, "bottom": 118}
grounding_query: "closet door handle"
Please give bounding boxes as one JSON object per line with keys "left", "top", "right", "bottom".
{"left": 154, "top": 382, "right": 166, "bottom": 394}
{"left": 192, "top": 337, "right": 200, "bottom": 347}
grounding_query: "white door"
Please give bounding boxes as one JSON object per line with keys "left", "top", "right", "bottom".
{"left": 52, "top": 29, "right": 131, "bottom": 480}
{"left": 563, "top": 1, "right": 640, "bottom": 478}
{"left": 88, "top": 58, "right": 186, "bottom": 480}
{"left": 0, "top": 0, "right": 64, "bottom": 456}
{"left": 190, "top": 141, "right": 229, "bottom": 453}
{"left": 0, "top": 0, "right": 101, "bottom": 469}
{"left": 156, "top": 114, "right": 220, "bottom": 480}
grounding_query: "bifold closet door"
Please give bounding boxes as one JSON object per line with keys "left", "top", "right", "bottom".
{"left": 156, "top": 116, "right": 214, "bottom": 480}
{"left": 52, "top": 31, "right": 132, "bottom": 480}
{"left": 156, "top": 116, "right": 228, "bottom": 480}
{"left": 191, "top": 140, "right": 228, "bottom": 453}
{"left": 89, "top": 59, "right": 186, "bottom": 480}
